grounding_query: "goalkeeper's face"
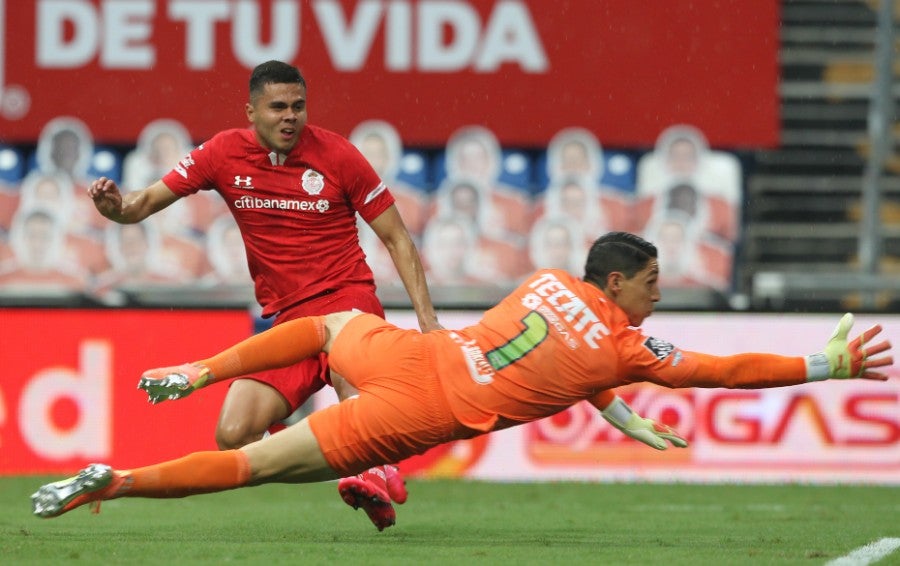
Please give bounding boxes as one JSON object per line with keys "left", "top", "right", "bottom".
{"left": 613, "top": 260, "right": 661, "bottom": 326}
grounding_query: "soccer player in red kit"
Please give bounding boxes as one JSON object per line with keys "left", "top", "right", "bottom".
{"left": 87, "top": 60, "right": 443, "bottom": 529}
{"left": 87, "top": 63, "right": 681, "bottom": 530}
{"left": 32, "top": 232, "right": 893, "bottom": 525}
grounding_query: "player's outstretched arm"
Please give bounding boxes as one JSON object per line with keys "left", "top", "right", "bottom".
{"left": 88, "top": 178, "right": 180, "bottom": 223}
{"left": 806, "top": 313, "right": 894, "bottom": 381}
{"left": 591, "top": 393, "right": 688, "bottom": 450}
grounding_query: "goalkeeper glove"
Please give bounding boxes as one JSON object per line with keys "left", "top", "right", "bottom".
{"left": 806, "top": 313, "right": 893, "bottom": 381}
{"left": 138, "top": 363, "right": 212, "bottom": 404}
{"left": 601, "top": 396, "right": 688, "bottom": 450}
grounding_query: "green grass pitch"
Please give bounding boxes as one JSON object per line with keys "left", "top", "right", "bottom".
{"left": 2, "top": 477, "right": 898, "bottom": 565}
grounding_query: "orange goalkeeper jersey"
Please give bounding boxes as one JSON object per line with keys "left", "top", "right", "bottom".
{"left": 432, "top": 269, "right": 806, "bottom": 432}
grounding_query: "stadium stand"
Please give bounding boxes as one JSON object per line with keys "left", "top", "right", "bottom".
{"left": 635, "top": 124, "right": 742, "bottom": 206}
{"left": 433, "top": 147, "right": 534, "bottom": 193}
{"left": 0, "top": 145, "right": 26, "bottom": 185}
{"left": 431, "top": 125, "right": 533, "bottom": 241}
{"left": 351, "top": 120, "right": 432, "bottom": 239}
{"left": 426, "top": 178, "right": 532, "bottom": 283}
{"left": 89, "top": 147, "right": 124, "bottom": 184}
{"left": 527, "top": 215, "right": 588, "bottom": 275}
{"left": 0, "top": 206, "right": 90, "bottom": 294}
{"left": 533, "top": 127, "right": 637, "bottom": 194}
{"left": 747, "top": 0, "right": 900, "bottom": 310}
{"left": 6, "top": 1, "right": 900, "bottom": 313}
{"left": 534, "top": 149, "right": 636, "bottom": 195}
{"left": 122, "top": 119, "right": 193, "bottom": 189}
{"left": 0, "top": 146, "right": 25, "bottom": 232}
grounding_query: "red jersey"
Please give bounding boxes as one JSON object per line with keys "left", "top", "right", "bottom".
{"left": 433, "top": 269, "right": 805, "bottom": 431}
{"left": 162, "top": 125, "right": 395, "bottom": 316}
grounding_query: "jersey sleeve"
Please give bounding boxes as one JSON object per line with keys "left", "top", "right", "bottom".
{"left": 339, "top": 142, "right": 395, "bottom": 223}
{"left": 161, "top": 137, "right": 220, "bottom": 197}
{"left": 619, "top": 331, "right": 808, "bottom": 389}
{"left": 586, "top": 389, "right": 617, "bottom": 411}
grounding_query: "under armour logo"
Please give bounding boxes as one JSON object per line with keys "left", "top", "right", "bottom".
{"left": 233, "top": 175, "right": 254, "bottom": 189}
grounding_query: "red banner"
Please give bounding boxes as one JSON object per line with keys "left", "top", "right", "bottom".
{"left": 0, "top": 308, "right": 252, "bottom": 474}
{"left": 0, "top": 0, "right": 779, "bottom": 147}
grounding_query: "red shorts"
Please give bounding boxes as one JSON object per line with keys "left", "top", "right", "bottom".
{"left": 242, "top": 286, "right": 385, "bottom": 411}
{"left": 308, "top": 314, "right": 478, "bottom": 476}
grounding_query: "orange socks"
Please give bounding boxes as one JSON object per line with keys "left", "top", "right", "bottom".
{"left": 114, "top": 450, "right": 251, "bottom": 499}
{"left": 196, "top": 315, "right": 327, "bottom": 384}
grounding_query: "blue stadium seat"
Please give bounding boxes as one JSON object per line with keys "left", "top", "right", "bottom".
{"left": 600, "top": 151, "right": 637, "bottom": 193}
{"left": 498, "top": 149, "right": 533, "bottom": 191}
{"left": 25, "top": 146, "right": 123, "bottom": 184}
{"left": 88, "top": 146, "right": 123, "bottom": 184}
{"left": 430, "top": 150, "right": 447, "bottom": 189}
{"left": 395, "top": 149, "right": 431, "bottom": 191}
{"left": 0, "top": 145, "right": 26, "bottom": 184}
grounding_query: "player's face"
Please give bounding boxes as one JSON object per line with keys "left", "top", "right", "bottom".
{"left": 246, "top": 82, "right": 308, "bottom": 154}
{"left": 614, "top": 259, "right": 661, "bottom": 326}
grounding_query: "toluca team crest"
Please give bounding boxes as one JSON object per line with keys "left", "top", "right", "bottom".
{"left": 301, "top": 169, "right": 325, "bottom": 195}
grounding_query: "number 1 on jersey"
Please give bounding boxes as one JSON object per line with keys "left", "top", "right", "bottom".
{"left": 485, "top": 311, "right": 549, "bottom": 370}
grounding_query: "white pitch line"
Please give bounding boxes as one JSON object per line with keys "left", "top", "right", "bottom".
{"left": 825, "top": 538, "right": 900, "bottom": 566}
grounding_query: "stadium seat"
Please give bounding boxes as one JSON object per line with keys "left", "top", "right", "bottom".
{"left": 26, "top": 146, "right": 123, "bottom": 185}
{"left": 498, "top": 150, "right": 533, "bottom": 191}
{"left": 395, "top": 149, "right": 431, "bottom": 191}
{"left": 0, "top": 145, "right": 26, "bottom": 184}
{"left": 600, "top": 151, "right": 637, "bottom": 192}
{"left": 89, "top": 146, "right": 124, "bottom": 184}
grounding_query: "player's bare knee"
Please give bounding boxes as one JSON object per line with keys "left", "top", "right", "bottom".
{"left": 215, "top": 422, "right": 261, "bottom": 450}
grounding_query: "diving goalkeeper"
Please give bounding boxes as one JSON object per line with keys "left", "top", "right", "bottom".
{"left": 32, "top": 232, "right": 893, "bottom": 523}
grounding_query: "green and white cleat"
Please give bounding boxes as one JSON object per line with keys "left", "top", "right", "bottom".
{"left": 32, "top": 463, "right": 113, "bottom": 518}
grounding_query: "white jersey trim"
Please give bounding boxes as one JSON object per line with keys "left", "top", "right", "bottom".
{"left": 363, "top": 182, "right": 387, "bottom": 205}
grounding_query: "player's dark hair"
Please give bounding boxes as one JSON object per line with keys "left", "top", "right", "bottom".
{"left": 583, "top": 232, "right": 657, "bottom": 287}
{"left": 249, "top": 60, "right": 306, "bottom": 100}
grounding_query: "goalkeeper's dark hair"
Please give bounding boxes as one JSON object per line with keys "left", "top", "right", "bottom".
{"left": 249, "top": 60, "right": 306, "bottom": 101}
{"left": 583, "top": 232, "right": 657, "bottom": 288}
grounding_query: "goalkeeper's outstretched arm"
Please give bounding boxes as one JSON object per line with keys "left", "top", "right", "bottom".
{"left": 645, "top": 313, "right": 893, "bottom": 391}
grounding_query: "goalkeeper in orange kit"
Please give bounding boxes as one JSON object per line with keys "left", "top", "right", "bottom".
{"left": 32, "top": 232, "right": 893, "bottom": 524}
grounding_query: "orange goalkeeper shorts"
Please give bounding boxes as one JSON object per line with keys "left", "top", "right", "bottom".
{"left": 308, "top": 314, "right": 477, "bottom": 476}
{"left": 241, "top": 286, "right": 385, "bottom": 411}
